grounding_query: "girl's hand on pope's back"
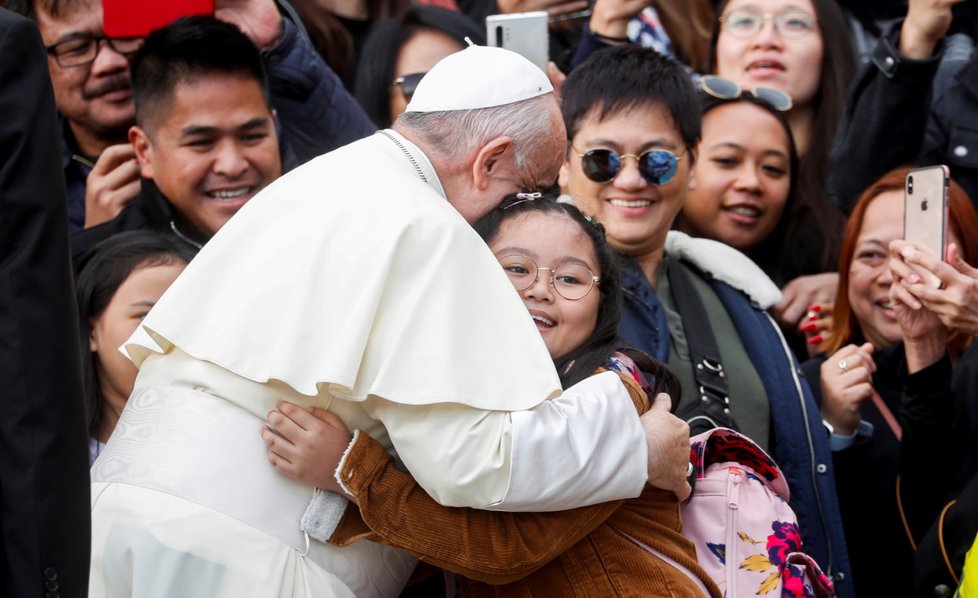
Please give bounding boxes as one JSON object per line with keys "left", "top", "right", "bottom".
{"left": 262, "top": 401, "right": 352, "bottom": 494}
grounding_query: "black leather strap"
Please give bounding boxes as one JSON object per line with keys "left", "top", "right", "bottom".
{"left": 666, "top": 259, "right": 739, "bottom": 434}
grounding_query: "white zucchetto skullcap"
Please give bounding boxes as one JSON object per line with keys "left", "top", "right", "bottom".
{"left": 404, "top": 45, "right": 553, "bottom": 113}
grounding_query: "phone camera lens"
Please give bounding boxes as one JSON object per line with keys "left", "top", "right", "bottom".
{"left": 908, "top": 176, "right": 914, "bottom": 194}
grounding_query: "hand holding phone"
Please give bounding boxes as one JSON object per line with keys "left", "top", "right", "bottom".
{"left": 903, "top": 165, "right": 949, "bottom": 288}
{"left": 486, "top": 11, "right": 549, "bottom": 73}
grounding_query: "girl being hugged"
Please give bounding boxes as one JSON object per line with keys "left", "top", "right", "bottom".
{"left": 263, "top": 194, "right": 718, "bottom": 597}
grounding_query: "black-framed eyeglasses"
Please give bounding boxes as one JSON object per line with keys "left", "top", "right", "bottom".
{"left": 698, "top": 75, "right": 793, "bottom": 111}
{"left": 45, "top": 34, "right": 143, "bottom": 68}
{"left": 393, "top": 72, "right": 426, "bottom": 100}
{"left": 497, "top": 253, "right": 601, "bottom": 301}
{"left": 575, "top": 147, "right": 682, "bottom": 185}
{"left": 719, "top": 8, "right": 817, "bottom": 39}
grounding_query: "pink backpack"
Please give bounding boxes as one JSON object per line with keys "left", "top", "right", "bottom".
{"left": 682, "top": 428, "right": 836, "bottom": 598}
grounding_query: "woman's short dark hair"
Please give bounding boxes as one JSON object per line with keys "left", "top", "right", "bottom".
{"left": 561, "top": 45, "right": 701, "bottom": 154}
{"left": 474, "top": 193, "right": 623, "bottom": 388}
{"left": 353, "top": 6, "right": 484, "bottom": 128}
{"left": 76, "top": 231, "right": 196, "bottom": 437}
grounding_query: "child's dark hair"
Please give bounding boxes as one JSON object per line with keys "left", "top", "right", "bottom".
{"left": 76, "top": 231, "right": 197, "bottom": 438}
{"left": 474, "top": 193, "right": 622, "bottom": 388}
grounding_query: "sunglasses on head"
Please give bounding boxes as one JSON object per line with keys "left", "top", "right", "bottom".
{"left": 575, "top": 147, "right": 682, "bottom": 185}
{"left": 698, "top": 75, "right": 793, "bottom": 111}
{"left": 393, "top": 72, "right": 426, "bottom": 100}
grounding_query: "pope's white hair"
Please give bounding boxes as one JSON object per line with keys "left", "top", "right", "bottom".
{"left": 395, "top": 94, "right": 555, "bottom": 172}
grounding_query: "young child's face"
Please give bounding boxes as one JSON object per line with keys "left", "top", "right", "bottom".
{"left": 489, "top": 211, "right": 602, "bottom": 360}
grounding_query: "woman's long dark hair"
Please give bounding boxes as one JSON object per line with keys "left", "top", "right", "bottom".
{"left": 708, "top": 0, "right": 852, "bottom": 273}
{"left": 474, "top": 194, "right": 623, "bottom": 388}
{"left": 687, "top": 93, "right": 819, "bottom": 286}
{"left": 353, "top": 6, "right": 484, "bottom": 128}
{"left": 76, "top": 231, "right": 196, "bottom": 438}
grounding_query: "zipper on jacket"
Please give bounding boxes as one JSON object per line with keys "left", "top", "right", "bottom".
{"left": 764, "top": 313, "right": 834, "bottom": 576}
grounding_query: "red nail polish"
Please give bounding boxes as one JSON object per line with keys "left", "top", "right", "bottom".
{"left": 808, "top": 304, "right": 822, "bottom": 312}
{"left": 801, "top": 322, "right": 817, "bottom": 332}
{"left": 807, "top": 312, "right": 819, "bottom": 321}
{"left": 807, "top": 335, "right": 823, "bottom": 345}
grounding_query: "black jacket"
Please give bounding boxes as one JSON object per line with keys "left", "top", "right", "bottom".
{"left": 71, "top": 179, "right": 201, "bottom": 267}
{"left": 828, "top": 20, "right": 978, "bottom": 212}
{"left": 0, "top": 10, "right": 91, "bottom": 597}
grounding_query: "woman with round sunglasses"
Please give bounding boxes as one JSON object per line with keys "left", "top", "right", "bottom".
{"left": 352, "top": 6, "right": 484, "bottom": 128}
{"left": 677, "top": 90, "right": 842, "bottom": 357}
{"left": 262, "top": 194, "right": 718, "bottom": 597}
{"left": 559, "top": 46, "right": 854, "bottom": 593}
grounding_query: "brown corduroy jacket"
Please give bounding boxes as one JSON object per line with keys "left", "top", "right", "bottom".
{"left": 329, "top": 370, "right": 721, "bottom": 597}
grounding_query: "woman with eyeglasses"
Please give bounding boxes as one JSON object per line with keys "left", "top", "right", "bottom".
{"left": 352, "top": 6, "right": 484, "bottom": 128}
{"left": 676, "top": 88, "right": 841, "bottom": 356}
{"left": 710, "top": 0, "right": 853, "bottom": 352}
{"left": 262, "top": 194, "right": 719, "bottom": 597}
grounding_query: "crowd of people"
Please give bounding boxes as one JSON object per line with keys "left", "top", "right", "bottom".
{"left": 2, "top": 0, "right": 978, "bottom": 596}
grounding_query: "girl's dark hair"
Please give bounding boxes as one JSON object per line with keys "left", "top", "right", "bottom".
{"left": 353, "top": 7, "right": 484, "bottom": 128}
{"left": 708, "top": 0, "right": 852, "bottom": 273}
{"left": 76, "top": 231, "right": 196, "bottom": 437}
{"left": 474, "top": 193, "right": 623, "bottom": 388}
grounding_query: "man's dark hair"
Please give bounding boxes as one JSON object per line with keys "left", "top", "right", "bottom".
{"left": 560, "top": 46, "right": 701, "bottom": 153}
{"left": 130, "top": 16, "right": 270, "bottom": 129}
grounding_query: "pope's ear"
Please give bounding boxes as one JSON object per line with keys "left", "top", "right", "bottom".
{"left": 471, "top": 136, "right": 513, "bottom": 191}
{"left": 129, "top": 126, "right": 154, "bottom": 180}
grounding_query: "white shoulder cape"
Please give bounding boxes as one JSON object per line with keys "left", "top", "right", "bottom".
{"left": 126, "top": 132, "right": 561, "bottom": 410}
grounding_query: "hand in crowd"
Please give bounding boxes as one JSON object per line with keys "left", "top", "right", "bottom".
{"left": 772, "top": 272, "right": 839, "bottom": 341}
{"left": 262, "top": 401, "right": 353, "bottom": 496}
{"left": 547, "top": 62, "right": 566, "bottom": 98}
{"left": 497, "top": 0, "right": 589, "bottom": 18}
{"left": 83, "top": 143, "right": 140, "bottom": 229}
{"left": 900, "top": 0, "right": 966, "bottom": 59}
{"left": 588, "top": 0, "right": 648, "bottom": 39}
{"left": 889, "top": 240, "right": 978, "bottom": 337}
{"left": 215, "top": 0, "right": 284, "bottom": 52}
{"left": 819, "top": 342, "right": 875, "bottom": 437}
{"left": 641, "top": 393, "right": 691, "bottom": 501}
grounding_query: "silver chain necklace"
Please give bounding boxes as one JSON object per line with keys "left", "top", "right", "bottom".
{"left": 380, "top": 130, "right": 428, "bottom": 184}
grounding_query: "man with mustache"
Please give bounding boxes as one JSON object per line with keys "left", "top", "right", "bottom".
{"left": 8, "top": 0, "right": 374, "bottom": 233}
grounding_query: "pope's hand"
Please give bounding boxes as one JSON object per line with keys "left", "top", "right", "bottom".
{"left": 641, "top": 393, "right": 691, "bottom": 500}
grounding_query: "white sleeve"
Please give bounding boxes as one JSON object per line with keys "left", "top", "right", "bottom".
{"left": 486, "top": 370, "right": 648, "bottom": 511}
{"left": 365, "top": 370, "right": 648, "bottom": 511}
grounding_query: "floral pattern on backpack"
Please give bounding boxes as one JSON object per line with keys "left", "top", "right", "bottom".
{"left": 683, "top": 428, "right": 836, "bottom": 598}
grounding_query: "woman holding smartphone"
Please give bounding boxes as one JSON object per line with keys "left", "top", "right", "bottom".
{"left": 800, "top": 166, "right": 978, "bottom": 597}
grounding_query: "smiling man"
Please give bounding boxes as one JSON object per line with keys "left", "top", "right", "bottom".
{"left": 71, "top": 16, "right": 281, "bottom": 261}
{"left": 10, "top": 0, "right": 373, "bottom": 233}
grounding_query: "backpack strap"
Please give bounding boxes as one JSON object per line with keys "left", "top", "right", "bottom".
{"left": 666, "top": 259, "right": 739, "bottom": 435}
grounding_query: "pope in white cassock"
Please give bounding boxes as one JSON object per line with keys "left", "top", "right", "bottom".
{"left": 89, "top": 46, "right": 682, "bottom": 597}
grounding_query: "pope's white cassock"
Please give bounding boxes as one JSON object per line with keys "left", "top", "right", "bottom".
{"left": 89, "top": 126, "right": 648, "bottom": 595}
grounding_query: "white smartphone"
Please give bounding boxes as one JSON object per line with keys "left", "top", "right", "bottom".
{"left": 485, "top": 11, "right": 549, "bottom": 73}
{"left": 904, "top": 165, "right": 949, "bottom": 288}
